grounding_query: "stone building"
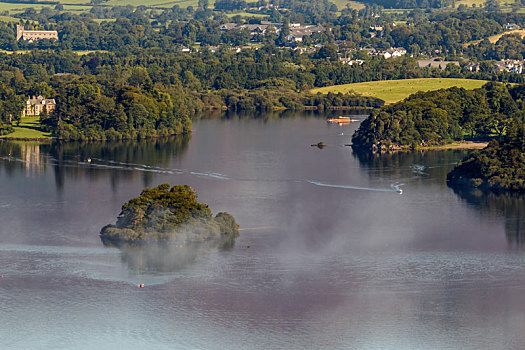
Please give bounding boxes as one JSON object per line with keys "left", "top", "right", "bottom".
{"left": 23, "top": 96, "right": 56, "bottom": 117}
{"left": 16, "top": 25, "right": 58, "bottom": 41}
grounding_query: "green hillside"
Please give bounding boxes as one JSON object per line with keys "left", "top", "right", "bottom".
{"left": 311, "top": 78, "right": 492, "bottom": 104}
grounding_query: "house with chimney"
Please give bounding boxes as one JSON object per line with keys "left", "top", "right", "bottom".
{"left": 23, "top": 96, "right": 56, "bottom": 117}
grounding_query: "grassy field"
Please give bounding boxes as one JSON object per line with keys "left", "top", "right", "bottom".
{"left": 0, "top": 15, "right": 18, "bottom": 22}
{"left": 465, "top": 28, "right": 525, "bottom": 46}
{"left": 0, "top": 0, "right": 192, "bottom": 14}
{"left": 226, "top": 11, "right": 266, "bottom": 17}
{"left": 104, "top": 0, "right": 204, "bottom": 7}
{"left": 0, "top": 49, "right": 30, "bottom": 54}
{"left": 329, "top": 0, "right": 365, "bottom": 10}
{"left": 311, "top": 78, "right": 491, "bottom": 104}
{"left": 0, "top": 2, "right": 47, "bottom": 12}
{"left": 456, "top": 0, "right": 517, "bottom": 7}
{"left": 73, "top": 50, "right": 110, "bottom": 55}
{"left": 484, "top": 28, "right": 525, "bottom": 43}
{"left": 2, "top": 116, "right": 53, "bottom": 140}
{"left": 454, "top": 0, "right": 487, "bottom": 7}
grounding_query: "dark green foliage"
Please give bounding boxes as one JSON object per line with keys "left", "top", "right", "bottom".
{"left": 214, "top": 0, "right": 247, "bottom": 11}
{"left": 352, "top": 83, "right": 520, "bottom": 151}
{"left": 0, "top": 84, "right": 24, "bottom": 124}
{"left": 447, "top": 121, "right": 525, "bottom": 193}
{"left": 0, "top": 121, "right": 14, "bottom": 136}
{"left": 44, "top": 75, "right": 191, "bottom": 141}
{"left": 100, "top": 184, "right": 240, "bottom": 244}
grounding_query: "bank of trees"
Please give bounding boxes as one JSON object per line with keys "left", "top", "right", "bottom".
{"left": 352, "top": 82, "right": 523, "bottom": 151}
{"left": 447, "top": 120, "right": 525, "bottom": 193}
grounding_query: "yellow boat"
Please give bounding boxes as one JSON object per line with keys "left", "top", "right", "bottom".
{"left": 327, "top": 116, "right": 352, "bottom": 123}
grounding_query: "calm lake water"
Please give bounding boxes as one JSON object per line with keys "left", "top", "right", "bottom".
{"left": 1, "top": 113, "right": 525, "bottom": 350}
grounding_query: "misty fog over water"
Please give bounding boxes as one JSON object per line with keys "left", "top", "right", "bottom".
{"left": 1, "top": 114, "right": 525, "bottom": 349}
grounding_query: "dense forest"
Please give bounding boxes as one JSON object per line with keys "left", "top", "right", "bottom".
{"left": 447, "top": 120, "right": 525, "bottom": 193}
{"left": 351, "top": 82, "right": 523, "bottom": 151}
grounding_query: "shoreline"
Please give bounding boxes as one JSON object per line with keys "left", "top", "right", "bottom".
{"left": 354, "top": 141, "right": 490, "bottom": 153}
{"left": 419, "top": 141, "right": 488, "bottom": 150}
{"left": 0, "top": 136, "right": 54, "bottom": 142}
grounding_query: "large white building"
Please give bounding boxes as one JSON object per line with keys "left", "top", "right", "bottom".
{"left": 16, "top": 25, "right": 58, "bottom": 41}
{"left": 23, "top": 96, "right": 56, "bottom": 117}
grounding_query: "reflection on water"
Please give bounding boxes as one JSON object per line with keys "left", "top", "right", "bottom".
{"left": 353, "top": 147, "right": 469, "bottom": 185}
{"left": 112, "top": 240, "right": 234, "bottom": 273}
{"left": 450, "top": 186, "right": 525, "bottom": 248}
{"left": 195, "top": 109, "right": 371, "bottom": 122}
{"left": 354, "top": 148, "right": 525, "bottom": 248}
{"left": 0, "top": 135, "right": 190, "bottom": 189}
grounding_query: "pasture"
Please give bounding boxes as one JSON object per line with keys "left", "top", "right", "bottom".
{"left": 311, "top": 78, "right": 491, "bottom": 104}
{"left": 3, "top": 116, "right": 53, "bottom": 140}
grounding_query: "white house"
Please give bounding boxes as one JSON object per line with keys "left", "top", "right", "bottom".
{"left": 382, "top": 47, "right": 406, "bottom": 59}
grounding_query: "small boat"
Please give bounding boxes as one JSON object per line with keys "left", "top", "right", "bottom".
{"left": 327, "top": 116, "right": 351, "bottom": 123}
{"left": 327, "top": 116, "right": 360, "bottom": 123}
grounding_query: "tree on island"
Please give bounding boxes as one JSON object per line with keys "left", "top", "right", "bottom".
{"left": 100, "top": 184, "right": 239, "bottom": 246}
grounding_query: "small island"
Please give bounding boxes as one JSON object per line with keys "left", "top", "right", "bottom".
{"left": 100, "top": 184, "right": 239, "bottom": 247}
{"left": 447, "top": 122, "right": 525, "bottom": 193}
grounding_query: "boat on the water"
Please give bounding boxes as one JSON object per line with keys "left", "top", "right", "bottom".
{"left": 327, "top": 116, "right": 358, "bottom": 123}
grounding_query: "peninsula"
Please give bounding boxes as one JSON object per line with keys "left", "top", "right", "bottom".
{"left": 352, "top": 83, "right": 521, "bottom": 153}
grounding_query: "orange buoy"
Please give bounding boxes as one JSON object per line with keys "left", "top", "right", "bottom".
{"left": 138, "top": 283, "right": 144, "bottom": 288}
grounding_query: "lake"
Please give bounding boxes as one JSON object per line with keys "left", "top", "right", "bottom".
{"left": 1, "top": 113, "right": 525, "bottom": 350}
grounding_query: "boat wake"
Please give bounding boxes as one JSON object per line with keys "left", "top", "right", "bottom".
{"left": 307, "top": 180, "right": 404, "bottom": 194}
{"left": 2, "top": 155, "right": 403, "bottom": 194}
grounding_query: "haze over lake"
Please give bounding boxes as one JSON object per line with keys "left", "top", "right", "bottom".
{"left": 1, "top": 114, "right": 524, "bottom": 350}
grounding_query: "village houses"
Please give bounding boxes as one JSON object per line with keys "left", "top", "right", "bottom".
{"left": 381, "top": 47, "right": 407, "bottom": 59}
{"left": 359, "top": 47, "right": 407, "bottom": 59}
{"left": 218, "top": 21, "right": 323, "bottom": 42}
{"left": 492, "top": 60, "right": 524, "bottom": 74}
